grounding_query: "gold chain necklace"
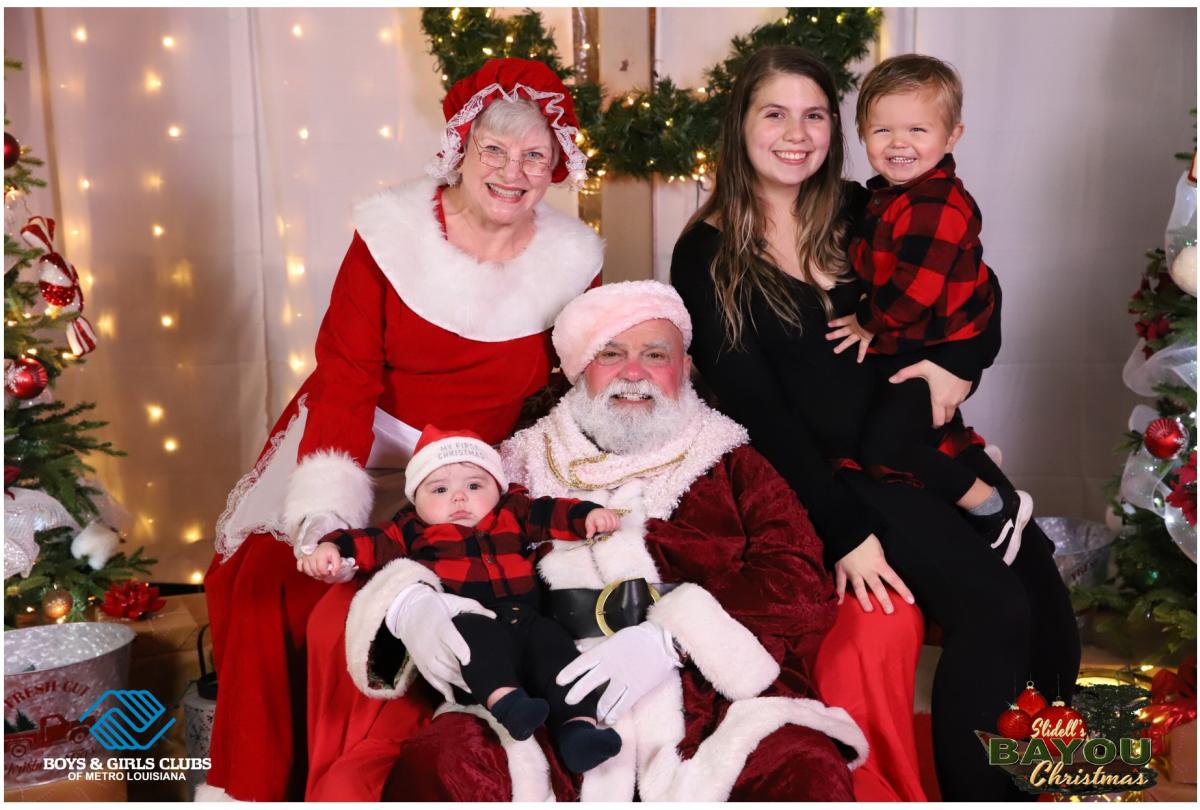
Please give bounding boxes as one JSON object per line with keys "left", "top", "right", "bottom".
{"left": 542, "top": 432, "right": 687, "bottom": 491}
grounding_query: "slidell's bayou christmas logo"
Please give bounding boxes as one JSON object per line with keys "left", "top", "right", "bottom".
{"left": 977, "top": 681, "right": 1160, "bottom": 795}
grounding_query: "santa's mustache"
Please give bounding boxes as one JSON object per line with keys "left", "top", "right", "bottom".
{"left": 599, "top": 378, "right": 663, "bottom": 406}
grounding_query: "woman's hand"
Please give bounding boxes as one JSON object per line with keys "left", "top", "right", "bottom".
{"left": 888, "top": 359, "right": 972, "bottom": 428}
{"left": 826, "top": 315, "right": 875, "bottom": 363}
{"left": 833, "top": 534, "right": 915, "bottom": 615}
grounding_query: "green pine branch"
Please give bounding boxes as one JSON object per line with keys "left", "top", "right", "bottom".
{"left": 5, "top": 400, "right": 124, "bottom": 524}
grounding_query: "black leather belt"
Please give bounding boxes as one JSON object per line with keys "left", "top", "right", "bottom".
{"left": 547, "top": 578, "right": 678, "bottom": 639}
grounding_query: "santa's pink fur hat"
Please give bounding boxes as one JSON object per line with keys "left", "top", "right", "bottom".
{"left": 551, "top": 280, "right": 693, "bottom": 383}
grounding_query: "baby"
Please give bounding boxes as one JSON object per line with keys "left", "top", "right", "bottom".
{"left": 299, "top": 425, "right": 623, "bottom": 773}
{"left": 828, "top": 53, "right": 1032, "bottom": 563}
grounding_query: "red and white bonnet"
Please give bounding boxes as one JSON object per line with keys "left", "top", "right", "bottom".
{"left": 428, "top": 57, "right": 588, "bottom": 190}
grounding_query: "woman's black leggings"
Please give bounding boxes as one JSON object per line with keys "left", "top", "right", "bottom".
{"left": 845, "top": 444, "right": 1081, "bottom": 801}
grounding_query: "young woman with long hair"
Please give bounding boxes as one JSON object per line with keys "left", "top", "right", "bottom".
{"left": 671, "top": 45, "right": 1079, "bottom": 801}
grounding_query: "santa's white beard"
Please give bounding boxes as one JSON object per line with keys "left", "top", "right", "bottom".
{"left": 566, "top": 376, "right": 701, "bottom": 455}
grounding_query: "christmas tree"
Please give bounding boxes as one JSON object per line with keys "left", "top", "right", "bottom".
{"left": 4, "top": 59, "right": 152, "bottom": 626}
{"left": 1074, "top": 150, "right": 1197, "bottom": 662}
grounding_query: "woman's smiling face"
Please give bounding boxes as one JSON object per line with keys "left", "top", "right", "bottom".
{"left": 457, "top": 123, "right": 555, "bottom": 227}
{"left": 742, "top": 73, "right": 833, "bottom": 196}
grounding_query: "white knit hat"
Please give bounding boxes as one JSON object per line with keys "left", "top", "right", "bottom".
{"left": 551, "top": 280, "right": 693, "bottom": 383}
{"left": 404, "top": 425, "right": 509, "bottom": 502}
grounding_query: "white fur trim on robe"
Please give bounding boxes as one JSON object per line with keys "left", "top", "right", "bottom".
{"left": 635, "top": 693, "right": 869, "bottom": 801}
{"left": 352, "top": 177, "right": 603, "bottom": 343}
{"left": 282, "top": 450, "right": 373, "bottom": 542}
{"left": 344, "top": 558, "right": 441, "bottom": 699}
{"left": 647, "top": 583, "right": 779, "bottom": 700}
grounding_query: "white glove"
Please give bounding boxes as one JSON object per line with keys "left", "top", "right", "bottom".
{"left": 555, "top": 620, "right": 681, "bottom": 724}
{"left": 384, "top": 583, "right": 497, "bottom": 702}
{"left": 293, "top": 511, "right": 347, "bottom": 558}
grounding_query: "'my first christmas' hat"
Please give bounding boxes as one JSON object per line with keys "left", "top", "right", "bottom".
{"left": 427, "top": 58, "right": 587, "bottom": 189}
{"left": 404, "top": 425, "right": 509, "bottom": 501}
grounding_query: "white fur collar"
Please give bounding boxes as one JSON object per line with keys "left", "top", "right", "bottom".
{"left": 352, "top": 177, "right": 603, "bottom": 342}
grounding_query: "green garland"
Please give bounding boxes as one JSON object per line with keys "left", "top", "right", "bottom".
{"left": 421, "top": 7, "right": 881, "bottom": 181}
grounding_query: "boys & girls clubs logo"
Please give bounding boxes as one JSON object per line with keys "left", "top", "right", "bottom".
{"left": 6, "top": 688, "right": 207, "bottom": 784}
{"left": 978, "top": 681, "right": 1158, "bottom": 796}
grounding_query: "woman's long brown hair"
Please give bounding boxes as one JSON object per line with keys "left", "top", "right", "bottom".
{"left": 689, "top": 46, "right": 851, "bottom": 349}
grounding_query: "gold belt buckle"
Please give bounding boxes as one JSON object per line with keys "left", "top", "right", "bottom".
{"left": 594, "top": 578, "right": 660, "bottom": 637}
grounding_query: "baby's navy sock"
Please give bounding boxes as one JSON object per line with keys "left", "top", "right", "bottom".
{"left": 556, "top": 719, "right": 622, "bottom": 773}
{"left": 489, "top": 688, "right": 548, "bottom": 741}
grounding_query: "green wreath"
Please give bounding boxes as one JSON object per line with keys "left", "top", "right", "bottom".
{"left": 421, "top": 7, "right": 882, "bottom": 181}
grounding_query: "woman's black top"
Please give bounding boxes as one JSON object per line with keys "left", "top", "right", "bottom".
{"left": 670, "top": 185, "right": 1001, "bottom": 566}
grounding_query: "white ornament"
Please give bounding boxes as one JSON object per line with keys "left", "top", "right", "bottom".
{"left": 70, "top": 520, "right": 121, "bottom": 570}
{"left": 1170, "top": 244, "right": 1196, "bottom": 297}
{"left": 3, "top": 487, "right": 79, "bottom": 578}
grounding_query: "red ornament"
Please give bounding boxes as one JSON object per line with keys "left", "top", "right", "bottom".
{"left": 4, "top": 132, "right": 19, "bottom": 169}
{"left": 1015, "top": 681, "right": 1048, "bottom": 716}
{"left": 1031, "top": 700, "right": 1088, "bottom": 742}
{"left": 100, "top": 580, "right": 166, "bottom": 620}
{"left": 997, "top": 704, "right": 1034, "bottom": 739}
{"left": 1144, "top": 417, "right": 1189, "bottom": 460}
{"left": 4, "top": 356, "right": 49, "bottom": 399}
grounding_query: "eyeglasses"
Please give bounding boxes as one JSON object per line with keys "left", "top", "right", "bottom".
{"left": 471, "top": 135, "right": 551, "bottom": 177}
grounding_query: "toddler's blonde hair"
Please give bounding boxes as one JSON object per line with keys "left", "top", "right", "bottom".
{"left": 855, "top": 54, "right": 963, "bottom": 138}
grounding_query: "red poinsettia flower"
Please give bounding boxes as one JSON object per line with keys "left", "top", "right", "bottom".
{"left": 100, "top": 580, "right": 167, "bottom": 620}
{"left": 1166, "top": 451, "right": 1197, "bottom": 526}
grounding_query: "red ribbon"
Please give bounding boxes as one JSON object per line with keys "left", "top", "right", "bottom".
{"left": 1143, "top": 657, "right": 1197, "bottom": 756}
{"left": 100, "top": 580, "right": 167, "bottom": 621}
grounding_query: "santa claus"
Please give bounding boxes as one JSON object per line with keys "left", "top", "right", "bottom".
{"left": 342, "top": 281, "right": 868, "bottom": 800}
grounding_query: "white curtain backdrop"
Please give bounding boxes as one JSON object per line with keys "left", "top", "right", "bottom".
{"left": 4, "top": 7, "right": 1195, "bottom": 582}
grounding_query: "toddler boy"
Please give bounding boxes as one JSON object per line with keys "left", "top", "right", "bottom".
{"left": 828, "top": 53, "right": 1031, "bottom": 563}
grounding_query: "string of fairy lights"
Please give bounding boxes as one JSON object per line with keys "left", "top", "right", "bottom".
{"left": 422, "top": 7, "right": 882, "bottom": 184}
